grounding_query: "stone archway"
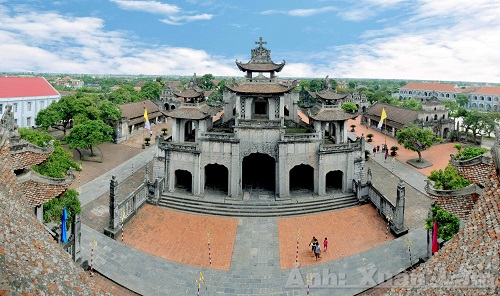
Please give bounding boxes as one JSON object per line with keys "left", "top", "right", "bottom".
{"left": 175, "top": 170, "right": 192, "bottom": 193}
{"left": 326, "top": 170, "right": 343, "bottom": 192}
{"left": 184, "top": 121, "right": 195, "bottom": 142}
{"left": 289, "top": 164, "right": 314, "bottom": 193}
{"left": 242, "top": 153, "right": 275, "bottom": 191}
{"left": 443, "top": 128, "right": 450, "bottom": 139}
{"left": 205, "top": 164, "right": 228, "bottom": 195}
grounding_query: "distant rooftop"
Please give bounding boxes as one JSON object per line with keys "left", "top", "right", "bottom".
{"left": 0, "top": 77, "right": 59, "bottom": 99}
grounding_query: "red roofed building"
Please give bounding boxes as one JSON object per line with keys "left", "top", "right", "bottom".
{"left": 0, "top": 77, "right": 60, "bottom": 128}
{"left": 469, "top": 86, "right": 500, "bottom": 111}
{"left": 398, "top": 82, "right": 460, "bottom": 101}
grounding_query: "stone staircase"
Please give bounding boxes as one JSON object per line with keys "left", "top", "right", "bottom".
{"left": 157, "top": 193, "right": 359, "bottom": 217}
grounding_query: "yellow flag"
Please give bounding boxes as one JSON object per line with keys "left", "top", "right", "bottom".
{"left": 144, "top": 108, "right": 151, "bottom": 130}
{"left": 377, "top": 108, "right": 387, "bottom": 129}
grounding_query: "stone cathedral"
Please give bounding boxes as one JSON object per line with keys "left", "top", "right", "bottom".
{"left": 153, "top": 38, "right": 366, "bottom": 200}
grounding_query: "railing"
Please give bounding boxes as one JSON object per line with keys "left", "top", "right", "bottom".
{"left": 368, "top": 185, "right": 396, "bottom": 219}
{"left": 116, "top": 183, "right": 148, "bottom": 223}
{"left": 319, "top": 140, "right": 362, "bottom": 153}
{"left": 43, "top": 214, "right": 82, "bottom": 263}
{"left": 163, "top": 142, "right": 200, "bottom": 153}
{"left": 280, "top": 132, "right": 321, "bottom": 142}
{"left": 182, "top": 102, "right": 200, "bottom": 108}
{"left": 322, "top": 104, "right": 339, "bottom": 109}
{"left": 237, "top": 118, "right": 283, "bottom": 128}
{"left": 199, "top": 131, "right": 237, "bottom": 142}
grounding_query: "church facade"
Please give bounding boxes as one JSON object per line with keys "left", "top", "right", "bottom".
{"left": 153, "top": 38, "right": 366, "bottom": 199}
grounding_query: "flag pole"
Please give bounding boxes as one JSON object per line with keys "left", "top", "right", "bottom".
{"left": 143, "top": 101, "right": 146, "bottom": 140}
{"left": 384, "top": 118, "right": 387, "bottom": 150}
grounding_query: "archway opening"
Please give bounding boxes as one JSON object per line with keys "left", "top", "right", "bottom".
{"left": 205, "top": 164, "right": 228, "bottom": 195}
{"left": 443, "top": 128, "right": 450, "bottom": 139}
{"left": 326, "top": 170, "right": 343, "bottom": 192}
{"left": 289, "top": 164, "right": 314, "bottom": 192}
{"left": 242, "top": 153, "right": 275, "bottom": 191}
{"left": 184, "top": 121, "right": 195, "bottom": 142}
{"left": 175, "top": 170, "right": 192, "bottom": 193}
{"left": 164, "top": 103, "right": 170, "bottom": 111}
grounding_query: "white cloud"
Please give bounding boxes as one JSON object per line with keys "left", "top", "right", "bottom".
{"left": 160, "top": 13, "right": 214, "bottom": 25}
{"left": 110, "top": 0, "right": 180, "bottom": 15}
{"left": 261, "top": 6, "right": 337, "bottom": 17}
{"left": 0, "top": 4, "right": 238, "bottom": 75}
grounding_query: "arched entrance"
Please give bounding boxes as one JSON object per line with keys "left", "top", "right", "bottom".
{"left": 205, "top": 164, "right": 228, "bottom": 195}
{"left": 326, "top": 170, "right": 343, "bottom": 192}
{"left": 443, "top": 128, "right": 450, "bottom": 139}
{"left": 164, "top": 103, "right": 170, "bottom": 110}
{"left": 289, "top": 164, "right": 314, "bottom": 192}
{"left": 175, "top": 170, "right": 192, "bottom": 193}
{"left": 242, "top": 153, "right": 275, "bottom": 191}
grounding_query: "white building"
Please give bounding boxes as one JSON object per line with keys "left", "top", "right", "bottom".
{"left": 0, "top": 77, "right": 60, "bottom": 128}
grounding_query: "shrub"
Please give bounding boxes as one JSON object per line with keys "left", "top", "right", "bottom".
{"left": 43, "top": 189, "right": 81, "bottom": 225}
{"left": 455, "top": 147, "right": 489, "bottom": 160}
{"left": 425, "top": 205, "right": 460, "bottom": 242}
{"left": 428, "top": 164, "right": 471, "bottom": 190}
{"left": 341, "top": 102, "right": 358, "bottom": 112}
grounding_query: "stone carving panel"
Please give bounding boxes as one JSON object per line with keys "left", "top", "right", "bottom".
{"left": 240, "top": 97, "right": 246, "bottom": 117}
{"left": 275, "top": 97, "right": 280, "bottom": 118}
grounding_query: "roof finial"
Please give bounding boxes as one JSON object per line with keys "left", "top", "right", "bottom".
{"left": 255, "top": 37, "right": 267, "bottom": 48}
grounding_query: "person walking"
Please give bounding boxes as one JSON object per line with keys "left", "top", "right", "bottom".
{"left": 385, "top": 149, "right": 388, "bottom": 162}
{"left": 314, "top": 243, "right": 321, "bottom": 260}
{"left": 377, "top": 145, "right": 380, "bottom": 153}
{"left": 323, "top": 237, "right": 328, "bottom": 252}
{"left": 373, "top": 147, "right": 377, "bottom": 155}
{"left": 309, "top": 237, "right": 318, "bottom": 256}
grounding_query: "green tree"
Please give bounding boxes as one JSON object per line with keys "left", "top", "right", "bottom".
{"left": 108, "top": 85, "right": 142, "bottom": 104}
{"left": 425, "top": 205, "right": 460, "bottom": 242}
{"left": 455, "top": 93, "right": 469, "bottom": 108}
{"left": 140, "top": 81, "right": 162, "bottom": 100}
{"left": 454, "top": 146, "right": 489, "bottom": 160}
{"left": 400, "top": 99, "right": 422, "bottom": 110}
{"left": 35, "top": 101, "right": 62, "bottom": 131}
{"left": 341, "top": 102, "right": 358, "bottom": 112}
{"left": 43, "top": 189, "right": 81, "bottom": 225}
{"left": 396, "top": 124, "right": 441, "bottom": 162}
{"left": 65, "top": 120, "right": 114, "bottom": 156}
{"left": 462, "top": 110, "right": 490, "bottom": 143}
{"left": 97, "top": 100, "right": 122, "bottom": 122}
{"left": 348, "top": 81, "right": 357, "bottom": 89}
{"left": 309, "top": 79, "right": 324, "bottom": 92}
{"left": 18, "top": 128, "right": 81, "bottom": 178}
{"left": 197, "top": 74, "right": 215, "bottom": 90}
{"left": 428, "top": 164, "right": 471, "bottom": 190}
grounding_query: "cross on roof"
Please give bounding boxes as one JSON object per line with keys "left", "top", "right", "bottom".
{"left": 255, "top": 37, "right": 267, "bottom": 48}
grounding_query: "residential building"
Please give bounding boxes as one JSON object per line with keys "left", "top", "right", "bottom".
{"left": 0, "top": 77, "right": 60, "bottom": 128}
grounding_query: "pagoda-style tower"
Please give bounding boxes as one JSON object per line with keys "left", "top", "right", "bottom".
{"left": 154, "top": 38, "right": 364, "bottom": 200}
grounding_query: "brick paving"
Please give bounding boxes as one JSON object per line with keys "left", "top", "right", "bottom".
{"left": 278, "top": 204, "right": 394, "bottom": 269}
{"left": 349, "top": 117, "right": 456, "bottom": 176}
{"left": 123, "top": 205, "right": 238, "bottom": 270}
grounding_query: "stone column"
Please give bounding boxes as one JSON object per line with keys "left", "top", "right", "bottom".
{"left": 230, "top": 143, "right": 240, "bottom": 198}
{"left": 35, "top": 205, "right": 43, "bottom": 223}
{"left": 318, "top": 154, "right": 326, "bottom": 196}
{"left": 345, "top": 152, "right": 354, "bottom": 192}
{"left": 193, "top": 153, "right": 201, "bottom": 196}
{"left": 278, "top": 143, "right": 288, "bottom": 198}
{"left": 72, "top": 213, "right": 82, "bottom": 263}
{"left": 109, "top": 175, "right": 118, "bottom": 230}
{"left": 391, "top": 178, "right": 409, "bottom": 236}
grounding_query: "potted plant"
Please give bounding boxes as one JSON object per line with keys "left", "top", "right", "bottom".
{"left": 144, "top": 137, "right": 151, "bottom": 146}
{"left": 364, "top": 149, "right": 371, "bottom": 160}
{"left": 390, "top": 146, "right": 399, "bottom": 156}
{"left": 367, "top": 133, "right": 374, "bottom": 142}
{"left": 161, "top": 127, "right": 168, "bottom": 135}
{"left": 350, "top": 124, "right": 356, "bottom": 132}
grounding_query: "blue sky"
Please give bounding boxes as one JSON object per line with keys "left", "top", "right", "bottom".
{"left": 1, "top": 0, "right": 500, "bottom": 83}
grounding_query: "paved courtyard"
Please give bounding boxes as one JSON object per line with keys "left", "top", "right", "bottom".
{"left": 74, "top": 117, "right": 483, "bottom": 294}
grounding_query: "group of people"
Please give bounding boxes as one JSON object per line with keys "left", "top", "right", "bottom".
{"left": 309, "top": 237, "right": 328, "bottom": 260}
{"left": 372, "top": 144, "right": 389, "bottom": 161}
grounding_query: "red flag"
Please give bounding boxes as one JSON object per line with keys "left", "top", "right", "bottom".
{"left": 432, "top": 219, "right": 439, "bottom": 254}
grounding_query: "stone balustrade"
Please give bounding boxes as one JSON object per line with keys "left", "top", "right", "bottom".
{"left": 319, "top": 140, "right": 362, "bottom": 154}
{"left": 200, "top": 131, "right": 238, "bottom": 142}
{"left": 237, "top": 118, "right": 283, "bottom": 128}
{"left": 280, "top": 132, "right": 321, "bottom": 142}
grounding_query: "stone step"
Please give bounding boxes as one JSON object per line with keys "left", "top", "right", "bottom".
{"left": 157, "top": 194, "right": 359, "bottom": 217}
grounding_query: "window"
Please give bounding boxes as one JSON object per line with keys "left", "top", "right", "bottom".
{"left": 27, "top": 117, "right": 31, "bottom": 126}
{"left": 0, "top": 104, "right": 2, "bottom": 114}
{"left": 13, "top": 103, "right": 18, "bottom": 112}
{"left": 27, "top": 102, "right": 32, "bottom": 111}
{"left": 40, "top": 101, "right": 45, "bottom": 109}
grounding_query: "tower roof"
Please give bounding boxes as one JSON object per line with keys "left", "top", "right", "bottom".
{"left": 235, "top": 37, "right": 285, "bottom": 73}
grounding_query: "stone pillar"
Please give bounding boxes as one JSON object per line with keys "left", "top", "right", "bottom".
{"left": 193, "top": 153, "right": 201, "bottom": 196}
{"left": 165, "top": 150, "right": 173, "bottom": 193}
{"left": 366, "top": 168, "right": 372, "bottom": 185}
{"left": 345, "top": 152, "right": 354, "bottom": 192}
{"left": 172, "top": 119, "right": 178, "bottom": 142}
{"left": 426, "top": 202, "right": 435, "bottom": 259}
{"left": 230, "top": 143, "right": 240, "bottom": 198}
{"left": 318, "top": 154, "right": 326, "bottom": 196}
{"left": 391, "top": 178, "right": 409, "bottom": 236}
{"left": 72, "top": 213, "right": 82, "bottom": 263}
{"left": 109, "top": 175, "right": 118, "bottom": 230}
{"left": 278, "top": 144, "right": 288, "bottom": 198}
{"left": 35, "top": 205, "right": 43, "bottom": 223}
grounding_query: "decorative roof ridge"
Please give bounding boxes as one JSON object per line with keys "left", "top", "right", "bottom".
{"left": 449, "top": 154, "right": 492, "bottom": 167}
{"left": 9, "top": 139, "right": 54, "bottom": 156}
{"left": 16, "top": 168, "right": 75, "bottom": 185}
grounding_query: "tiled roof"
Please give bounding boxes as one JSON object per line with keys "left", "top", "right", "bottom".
{"left": 236, "top": 61, "right": 285, "bottom": 72}
{"left": 0, "top": 77, "right": 59, "bottom": 99}
{"left": 432, "top": 192, "right": 480, "bottom": 219}
{"left": 471, "top": 86, "right": 500, "bottom": 96}
{"left": 365, "top": 102, "right": 419, "bottom": 127}
{"left": 312, "top": 90, "right": 348, "bottom": 101}
{"left": 167, "top": 102, "right": 220, "bottom": 120}
{"left": 309, "top": 109, "right": 358, "bottom": 121}
{"left": 226, "top": 83, "right": 295, "bottom": 94}
{"left": 400, "top": 82, "right": 458, "bottom": 92}
{"left": 174, "top": 89, "right": 204, "bottom": 99}
{"left": 9, "top": 141, "right": 54, "bottom": 170}
{"left": 389, "top": 162, "right": 499, "bottom": 295}
{"left": 17, "top": 170, "right": 74, "bottom": 207}
{"left": 119, "top": 100, "right": 161, "bottom": 121}
{"left": 453, "top": 161, "right": 494, "bottom": 188}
